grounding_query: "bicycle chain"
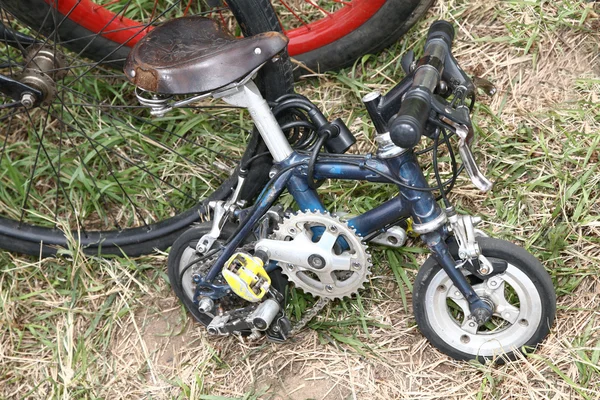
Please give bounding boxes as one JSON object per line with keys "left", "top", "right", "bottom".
{"left": 192, "top": 243, "right": 330, "bottom": 337}
{"left": 288, "top": 297, "right": 331, "bottom": 336}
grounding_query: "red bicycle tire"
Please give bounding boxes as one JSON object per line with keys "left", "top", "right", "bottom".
{"left": 47, "top": 0, "right": 386, "bottom": 55}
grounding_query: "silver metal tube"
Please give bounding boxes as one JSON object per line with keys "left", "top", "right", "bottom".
{"left": 250, "top": 298, "right": 280, "bottom": 331}
{"left": 219, "top": 81, "right": 293, "bottom": 162}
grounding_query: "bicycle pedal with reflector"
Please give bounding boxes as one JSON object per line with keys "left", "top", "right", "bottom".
{"left": 222, "top": 250, "right": 271, "bottom": 302}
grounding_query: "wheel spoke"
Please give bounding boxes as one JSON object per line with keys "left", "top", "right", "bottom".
{"left": 448, "top": 287, "right": 470, "bottom": 314}
{"left": 487, "top": 280, "right": 521, "bottom": 324}
{"left": 20, "top": 105, "right": 85, "bottom": 230}
{"left": 66, "top": 0, "right": 135, "bottom": 64}
{"left": 51, "top": 96, "right": 202, "bottom": 217}
{"left": 277, "top": 0, "right": 310, "bottom": 29}
{"left": 56, "top": 84, "right": 242, "bottom": 167}
{"left": 495, "top": 302, "right": 520, "bottom": 325}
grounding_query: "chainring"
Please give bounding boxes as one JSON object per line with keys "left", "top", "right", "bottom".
{"left": 272, "top": 210, "right": 371, "bottom": 300}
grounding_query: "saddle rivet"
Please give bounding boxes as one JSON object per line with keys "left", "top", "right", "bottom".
{"left": 254, "top": 47, "right": 262, "bottom": 55}
{"left": 130, "top": 69, "right": 136, "bottom": 77}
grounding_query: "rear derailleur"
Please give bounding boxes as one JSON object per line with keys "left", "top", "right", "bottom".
{"left": 201, "top": 288, "right": 292, "bottom": 342}
{"left": 195, "top": 249, "right": 292, "bottom": 342}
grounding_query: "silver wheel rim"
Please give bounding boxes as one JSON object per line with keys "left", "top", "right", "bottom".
{"left": 424, "top": 262, "right": 542, "bottom": 357}
{"left": 179, "top": 246, "right": 199, "bottom": 301}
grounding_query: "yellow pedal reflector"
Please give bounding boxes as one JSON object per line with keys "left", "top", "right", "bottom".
{"left": 222, "top": 252, "right": 271, "bottom": 302}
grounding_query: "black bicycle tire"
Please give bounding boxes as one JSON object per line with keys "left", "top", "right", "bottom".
{"left": 294, "top": 0, "right": 435, "bottom": 74}
{"left": 168, "top": 223, "right": 288, "bottom": 328}
{"left": 413, "top": 237, "right": 556, "bottom": 363}
{"left": 0, "top": 0, "right": 292, "bottom": 256}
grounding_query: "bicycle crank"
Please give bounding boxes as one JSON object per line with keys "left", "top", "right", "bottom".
{"left": 256, "top": 210, "right": 372, "bottom": 300}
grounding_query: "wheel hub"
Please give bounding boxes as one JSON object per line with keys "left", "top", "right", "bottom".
{"left": 18, "top": 45, "right": 67, "bottom": 107}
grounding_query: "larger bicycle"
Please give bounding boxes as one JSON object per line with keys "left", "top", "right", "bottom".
{"left": 0, "top": 0, "right": 432, "bottom": 256}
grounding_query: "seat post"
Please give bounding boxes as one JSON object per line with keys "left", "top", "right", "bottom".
{"left": 217, "top": 81, "right": 293, "bottom": 163}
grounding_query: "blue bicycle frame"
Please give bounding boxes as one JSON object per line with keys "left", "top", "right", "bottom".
{"left": 193, "top": 19, "right": 493, "bottom": 320}
{"left": 198, "top": 145, "right": 490, "bottom": 315}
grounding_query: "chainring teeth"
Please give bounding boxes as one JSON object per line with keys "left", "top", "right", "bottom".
{"left": 273, "top": 210, "right": 372, "bottom": 300}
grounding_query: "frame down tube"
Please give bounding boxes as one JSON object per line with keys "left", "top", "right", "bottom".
{"left": 290, "top": 150, "right": 492, "bottom": 319}
{"left": 287, "top": 152, "right": 416, "bottom": 238}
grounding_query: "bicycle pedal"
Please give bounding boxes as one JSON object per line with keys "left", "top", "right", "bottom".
{"left": 222, "top": 252, "right": 271, "bottom": 302}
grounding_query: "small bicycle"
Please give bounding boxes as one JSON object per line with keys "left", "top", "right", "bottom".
{"left": 125, "top": 16, "right": 556, "bottom": 362}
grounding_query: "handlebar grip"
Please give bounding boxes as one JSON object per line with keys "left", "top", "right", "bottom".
{"left": 389, "top": 89, "right": 431, "bottom": 148}
{"left": 427, "top": 20, "right": 455, "bottom": 47}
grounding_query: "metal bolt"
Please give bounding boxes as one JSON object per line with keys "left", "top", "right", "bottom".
{"left": 489, "top": 280, "right": 498, "bottom": 287}
{"left": 20, "top": 93, "right": 36, "bottom": 109}
{"left": 254, "top": 47, "right": 262, "bottom": 55}
{"left": 458, "top": 251, "right": 467, "bottom": 259}
{"left": 352, "top": 262, "right": 361, "bottom": 270}
{"left": 479, "top": 266, "right": 490, "bottom": 275}
{"left": 248, "top": 331, "right": 262, "bottom": 341}
{"left": 268, "top": 169, "right": 277, "bottom": 178}
{"left": 287, "top": 264, "right": 294, "bottom": 270}
{"left": 468, "top": 321, "right": 476, "bottom": 328}
{"left": 329, "top": 225, "right": 337, "bottom": 232}
{"left": 198, "top": 297, "right": 214, "bottom": 313}
{"left": 455, "top": 291, "right": 462, "bottom": 297}
{"left": 308, "top": 254, "right": 326, "bottom": 269}
{"left": 325, "top": 284, "right": 334, "bottom": 292}
{"left": 288, "top": 227, "right": 296, "bottom": 235}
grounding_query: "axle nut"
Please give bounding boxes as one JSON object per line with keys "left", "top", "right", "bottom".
{"left": 20, "top": 93, "right": 36, "bottom": 109}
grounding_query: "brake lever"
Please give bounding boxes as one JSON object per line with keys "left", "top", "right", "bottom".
{"left": 448, "top": 121, "right": 493, "bottom": 192}
{"left": 430, "top": 95, "right": 472, "bottom": 142}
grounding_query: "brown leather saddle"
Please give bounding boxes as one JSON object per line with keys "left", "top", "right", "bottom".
{"left": 124, "top": 16, "right": 288, "bottom": 95}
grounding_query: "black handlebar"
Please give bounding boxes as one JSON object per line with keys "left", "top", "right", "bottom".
{"left": 427, "top": 20, "right": 455, "bottom": 46}
{"left": 389, "top": 20, "right": 471, "bottom": 149}
{"left": 389, "top": 88, "right": 431, "bottom": 148}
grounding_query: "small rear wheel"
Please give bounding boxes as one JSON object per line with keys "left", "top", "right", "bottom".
{"left": 168, "top": 223, "right": 287, "bottom": 328}
{"left": 413, "top": 237, "right": 556, "bottom": 363}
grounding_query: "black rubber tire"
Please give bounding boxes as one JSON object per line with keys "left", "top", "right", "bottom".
{"left": 294, "top": 0, "right": 435, "bottom": 74}
{"left": 168, "top": 223, "right": 287, "bottom": 327}
{"left": 0, "top": 0, "right": 292, "bottom": 256}
{"left": 413, "top": 237, "right": 556, "bottom": 363}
